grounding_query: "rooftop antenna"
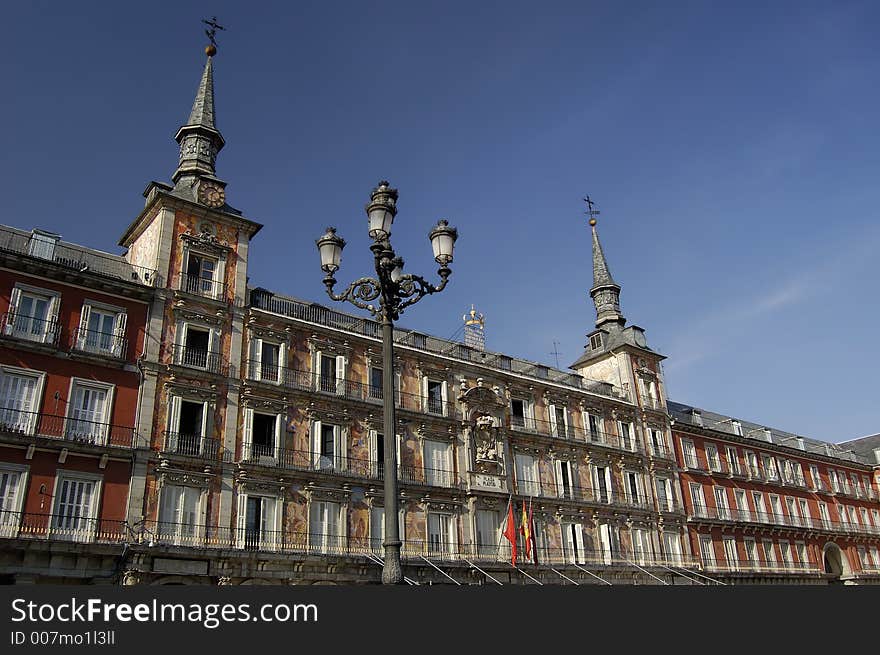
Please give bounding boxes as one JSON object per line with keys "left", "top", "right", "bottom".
{"left": 550, "top": 340, "right": 561, "bottom": 369}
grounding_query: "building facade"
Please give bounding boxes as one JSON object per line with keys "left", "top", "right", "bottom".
{"left": 0, "top": 45, "right": 877, "bottom": 585}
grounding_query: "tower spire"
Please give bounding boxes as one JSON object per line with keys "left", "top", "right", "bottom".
{"left": 172, "top": 26, "right": 226, "bottom": 185}
{"left": 584, "top": 197, "right": 624, "bottom": 329}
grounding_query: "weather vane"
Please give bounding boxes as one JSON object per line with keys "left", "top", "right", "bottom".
{"left": 583, "top": 195, "right": 600, "bottom": 226}
{"left": 202, "top": 16, "right": 226, "bottom": 55}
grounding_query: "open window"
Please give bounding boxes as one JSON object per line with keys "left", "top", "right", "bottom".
{"left": 176, "top": 323, "right": 219, "bottom": 372}
{"left": 315, "top": 351, "right": 346, "bottom": 396}
{"left": 66, "top": 379, "right": 114, "bottom": 445}
{"left": 243, "top": 408, "right": 281, "bottom": 461}
{"left": 237, "top": 493, "right": 279, "bottom": 551}
{"left": 157, "top": 484, "right": 202, "bottom": 546}
{"left": 310, "top": 420, "right": 345, "bottom": 471}
{"left": 423, "top": 377, "right": 448, "bottom": 416}
{"left": 562, "top": 522, "right": 587, "bottom": 564}
{"left": 51, "top": 471, "right": 102, "bottom": 543}
{"left": 249, "top": 337, "right": 286, "bottom": 384}
{"left": 166, "top": 396, "right": 210, "bottom": 456}
{"left": 594, "top": 464, "right": 613, "bottom": 503}
{"left": 548, "top": 403, "right": 569, "bottom": 439}
{"left": 555, "top": 460, "right": 574, "bottom": 499}
{"left": 4, "top": 285, "right": 60, "bottom": 344}
{"left": 0, "top": 366, "right": 44, "bottom": 435}
{"left": 183, "top": 251, "right": 224, "bottom": 300}
{"left": 0, "top": 463, "right": 28, "bottom": 538}
{"left": 510, "top": 397, "right": 534, "bottom": 431}
{"left": 309, "top": 500, "right": 343, "bottom": 553}
{"left": 75, "top": 301, "right": 127, "bottom": 358}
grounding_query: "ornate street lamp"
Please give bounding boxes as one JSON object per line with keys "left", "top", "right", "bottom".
{"left": 316, "top": 180, "right": 458, "bottom": 584}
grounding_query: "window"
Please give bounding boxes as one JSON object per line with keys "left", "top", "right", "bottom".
{"left": 562, "top": 522, "right": 588, "bottom": 564}
{"left": 682, "top": 439, "right": 698, "bottom": 469}
{"left": 369, "top": 367, "right": 383, "bottom": 400}
{"left": 860, "top": 507, "right": 869, "bottom": 528}
{"left": 726, "top": 446, "right": 741, "bottom": 475}
{"left": 785, "top": 497, "right": 799, "bottom": 526}
{"left": 75, "top": 302, "right": 127, "bottom": 358}
{"left": 184, "top": 252, "right": 221, "bottom": 299}
{"left": 829, "top": 470, "right": 840, "bottom": 493}
{"left": 851, "top": 474, "right": 862, "bottom": 497}
{"left": 632, "top": 527, "right": 651, "bottom": 565}
{"left": 723, "top": 536, "right": 738, "bottom": 570}
{"left": 0, "top": 367, "right": 44, "bottom": 434}
{"left": 165, "top": 397, "right": 209, "bottom": 456}
{"left": 699, "top": 535, "right": 716, "bottom": 568}
{"left": 589, "top": 333, "right": 603, "bottom": 350}
{"left": 714, "top": 487, "right": 730, "bottom": 520}
{"left": 795, "top": 542, "right": 808, "bottom": 568}
{"left": 752, "top": 492, "right": 768, "bottom": 523}
{"left": 498, "top": 356, "right": 512, "bottom": 371}
{"left": 798, "top": 499, "right": 811, "bottom": 527}
{"left": 745, "top": 451, "right": 760, "bottom": 479}
{"left": 316, "top": 351, "right": 346, "bottom": 395}
{"left": 515, "top": 453, "right": 540, "bottom": 496}
{"left": 625, "top": 471, "right": 642, "bottom": 506}
{"left": 656, "top": 477, "right": 674, "bottom": 512}
{"left": 28, "top": 230, "right": 59, "bottom": 259}
{"left": 309, "top": 500, "right": 342, "bottom": 553}
{"left": 0, "top": 464, "right": 28, "bottom": 537}
{"left": 424, "top": 378, "right": 448, "bottom": 416}
{"left": 176, "top": 324, "right": 218, "bottom": 371}
{"left": 744, "top": 538, "right": 758, "bottom": 568}
{"left": 239, "top": 494, "right": 278, "bottom": 551}
{"left": 157, "top": 485, "right": 201, "bottom": 545}
{"left": 872, "top": 509, "right": 880, "bottom": 527}
{"left": 249, "top": 337, "right": 285, "bottom": 383}
{"left": 52, "top": 472, "right": 101, "bottom": 542}
{"left": 4, "top": 285, "right": 59, "bottom": 344}
{"left": 761, "top": 454, "right": 779, "bottom": 481}
{"left": 427, "top": 512, "right": 456, "bottom": 555}
{"left": 66, "top": 380, "right": 113, "bottom": 445}
{"left": 690, "top": 483, "right": 708, "bottom": 518}
{"left": 370, "top": 506, "right": 384, "bottom": 553}
{"left": 818, "top": 502, "right": 831, "bottom": 528}
{"left": 780, "top": 541, "right": 793, "bottom": 568}
{"left": 597, "top": 523, "right": 618, "bottom": 565}
{"left": 809, "top": 465, "right": 823, "bottom": 491}
{"left": 555, "top": 460, "right": 574, "bottom": 499}
{"left": 369, "top": 430, "right": 385, "bottom": 479}
{"left": 869, "top": 547, "right": 880, "bottom": 570}
{"left": 731, "top": 421, "right": 743, "bottom": 436}
{"left": 617, "top": 421, "right": 634, "bottom": 451}
{"left": 243, "top": 409, "right": 280, "bottom": 460}
{"left": 663, "top": 531, "right": 682, "bottom": 565}
{"left": 649, "top": 429, "right": 666, "bottom": 456}
{"left": 510, "top": 398, "right": 534, "bottom": 430}
{"left": 762, "top": 540, "right": 778, "bottom": 568}
{"left": 734, "top": 489, "right": 749, "bottom": 521}
{"left": 769, "top": 494, "right": 783, "bottom": 523}
{"left": 424, "top": 440, "right": 452, "bottom": 487}
{"left": 310, "top": 420, "right": 344, "bottom": 471}
{"left": 848, "top": 506, "right": 858, "bottom": 526}
{"left": 585, "top": 412, "right": 602, "bottom": 441}
{"left": 593, "top": 465, "right": 612, "bottom": 503}
{"left": 475, "top": 509, "right": 501, "bottom": 558}
{"left": 549, "top": 403, "right": 569, "bottom": 438}
{"left": 706, "top": 443, "right": 721, "bottom": 472}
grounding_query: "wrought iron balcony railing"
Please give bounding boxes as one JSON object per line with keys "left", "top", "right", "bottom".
{"left": 178, "top": 273, "right": 227, "bottom": 301}
{"left": 161, "top": 431, "right": 226, "bottom": 461}
{"left": 688, "top": 504, "right": 880, "bottom": 536}
{"left": 171, "top": 344, "right": 225, "bottom": 374}
{"left": 508, "top": 415, "right": 645, "bottom": 453}
{"left": 511, "top": 477, "right": 654, "bottom": 510}
{"left": 0, "top": 510, "right": 128, "bottom": 543}
{"left": 0, "top": 407, "right": 137, "bottom": 448}
{"left": 72, "top": 326, "right": 127, "bottom": 359}
{"left": 0, "top": 312, "right": 60, "bottom": 346}
{"left": 701, "top": 558, "right": 820, "bottom": 574}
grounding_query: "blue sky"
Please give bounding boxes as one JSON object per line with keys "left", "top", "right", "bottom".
{"left": 1, "top": 1, "right": 877, "bottom": 442}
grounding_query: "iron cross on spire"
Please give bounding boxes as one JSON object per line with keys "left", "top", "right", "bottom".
{"left": 203, "top": 16, "right": 226, "bottom": 48}
{"left": 583, "top": 195, "right": 601, "bottom": 225}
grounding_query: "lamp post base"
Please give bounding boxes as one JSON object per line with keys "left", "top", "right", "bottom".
{"left": 382, "top": 542, "right": 404, "bottom": 585}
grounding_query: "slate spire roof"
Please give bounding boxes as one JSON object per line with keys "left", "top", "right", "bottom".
{"left": 186, "top": 55, "right": 217, "bottom": 130}
{"left": 591, "top": 222, "right": 618, "bottom": 290}
{"left": 172, "top": 52, "right": 226, "bottom": 184}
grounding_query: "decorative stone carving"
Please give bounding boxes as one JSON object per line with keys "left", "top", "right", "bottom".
{"left": 122, "top": 570, "right": 141, "bottom": 586}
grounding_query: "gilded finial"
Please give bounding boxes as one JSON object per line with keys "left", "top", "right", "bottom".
{"left": 203, "top": 16, "right": 225, "bottom": 56}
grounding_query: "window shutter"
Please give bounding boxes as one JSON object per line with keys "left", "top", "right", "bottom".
{"left": 5, "top": 288, "right": 22, "bottom": 334}
{"left": 251, "top": 338, "right": 262, "bottom": 380}
{"left": 166, "top": 396, "right": 181, "bottom": 451}
{"left": 369, "top": 430, "right": 377, "bottom": 472}
{"left": 236, "top": 492, "right": 247, "bottom": 549}
{"left": 440, "top": 380, "right": 448, "bottom": 416}
{"left": 278, "top": 342, "right": 288, "bottom": 384}
{"left": 76, "top": 304, "right": 91, "bottom": 350}
{"left": 158, "top": 485, "right": 176, "bottom": 526}
{"left": 574, "top": 524, "right": 586, "bottom": 564}
{"left": 45, "top": 295, "right": 60, "bottom": 344}
{"left": 314, "top": 350, "right": 322, "bottom": 391}
{"left": 554, "top": 460, "right": 564, "bottom": 498}
{"left": 335, "top": 355, "right": 346, "bottom": 396}
{"left": 548, "top": 404, "right": 558, "bottom": 436}
{"left": 242, "top": 407, "right": 254, "bottom": 459}
{"left": 263, "top": 497, "right": 277, "bottom": 551}
{"left": 336, "top": 425, "right": 346, "bottom": 470}
{"left": 420, "top": 376, "right": 428, "bottom": 411}
{"left": 311, "top": 420, "right": 322, "bottom": 467}
{"left": 112, "top": 312, "right": 127, "bottom": 357}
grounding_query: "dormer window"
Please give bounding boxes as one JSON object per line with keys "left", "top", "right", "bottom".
{"left": 589, "top": 333, "right": 603, "bottom": 350}
{"left": 28, "top": 230, "right": 59, "bottom": 260}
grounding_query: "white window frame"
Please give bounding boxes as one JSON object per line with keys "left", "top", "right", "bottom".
{"left": 593, "top": 464, "right": 613, "bottom": 503}
{"left": 714, "top": 486, "right": 730, "bottom": 520}
{"left": 752, "top": 491, "right": 768, "bottom": 523}
{"left": 795, "top": 541, "right": 808, "bottom": 569}
{"left": 809, "top": 465, "right": 822, "bottom": 491}
{"left": 0, "top": 365, "right": 46, "bottom": 435}
{"left": 734, "top": 489, "right": 750, "bottom": 521}
{"left": 423, "top": 439, "right": 452, "bottom": 487}
{"left": 584, "top": 410, "right": 603, "bottom": 441}
{"left": 682, "top": 439, "right": 698, "bottom": 469}
{"left": 625, "top": 470, "right": 643, "bottom": 507}
{"left": 243, "top": 408, "right": 282, "bottom": 462}
{"left": 249, "top": 336, "right": 287, "bottom": 384}
{"left": 474, "top": 509, "right": 502, "bottom": 559}
{"left": 0, "top": 463, "right": 29, "bottom": 537}
{"left": 515, "top": 452, "right": 540, "bottom": 497}
{"left": 722, "top": 536, "right": 738, "bottom": 571}
{"left": 656, "top": 476, "right": 674, "bottom": 512}
{"left": 631, "top": 527, "right": 652, "bottom": 565}
{"left": 75, "top": 300, "right": 127, "bottom": 358}
{"left": 310, "top": 419, "right": 346, "bottom": 471}
{"left": 597, "top": 523, "right": 617, "bottom": 565}
{"left": 745, "top": 450, "right": 760, "bottom": 479}
{"left": 705, "top": 443, "right": 721, "bottom": 472}
{"left": 744, "top": 538, "right": 758, "bottom": 569}
{"left": 662, "top": 531, "right": 682, "bottom": 565}
{"left": 690, "top": 483, "right": 708, "bottom": 518}
{"left": 165, "top": 395, "right": 209, "bottom": 455}
{"left": 617, "top": 420, "right": 635, "bottom": 451}
{"left": 315, "top": 350, "right": 346, "bottom": 396}
{"left": 308, "top": 499, "right": 344, "bottom": 553}
{"left": 51, "top": 470, "right": 102, "bottom": 543}
{"left": 65, "top": 378, "right": 115, "bottom": 446}
{"left": 548, "top": 403, "right": 569, "bottom": 439}
{"left": 422, "top": 376, "right": 449, "bottom": 416}
{"left": 157, "top": 484, "right": 204, "bottom": 546}
{"left": 555, "top": 459, "right": 574, "bottom": 499}
{"left": 427, "top": 511, "right": 457, "bottom": 556}
{"left": 4, "top": 283, "right": 60, "bottom": 344}
{"left": 238, "top": 492, "right": 281, "bottom": 551}
{"left": 176, "top": 321, "right": 220, "bottom": 370}
{"left": 699, "top": 535, "right": 715, "bottom": 568}
{"left": 181, "top": 247, "right": 225, "bottom": 300}
{"left": 510, "top": 397, "right": 535, "bottom": 431}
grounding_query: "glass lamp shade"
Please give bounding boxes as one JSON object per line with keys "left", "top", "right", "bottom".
{"left": 429, "top": 219, "right": 458, "bottom": 265}
{"left": 390, "top": 257, "right": 404, "bottom": 283}
{"left": 365, "top": 180, "right": 398, "bottom": 240}
{"left": 316, "top": 227, "right": 346, "bottom": 273}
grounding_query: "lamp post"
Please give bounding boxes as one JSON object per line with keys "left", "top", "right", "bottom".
{"left": 316, "top": 181, "right": 458, "bottom": 584}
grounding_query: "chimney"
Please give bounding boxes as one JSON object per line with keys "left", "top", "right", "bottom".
{"left": 463, "top": 305, "right": 485, "bottom": 352}
{"left": 873, "top": 448, "right": 880, "bottom": 465}
{"left": 763, "top": 428, "right": 773, "bottom": 443}
{"left": 692, "top": 410, "right": 702, "bottom": 427}
{"left": 795, "top": 437, "right": 805, "bottom": 451}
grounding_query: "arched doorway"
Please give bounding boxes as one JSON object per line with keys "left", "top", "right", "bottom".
{"left": 822, "top": 543, "right": 850, "bottom": 583}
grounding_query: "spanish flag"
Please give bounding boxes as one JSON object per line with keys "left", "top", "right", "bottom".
{"left": 502, "top": 498, "right": 518, "bottom": 567}
{"left": 520, "top": 500, "right": 532, "bottom": 561}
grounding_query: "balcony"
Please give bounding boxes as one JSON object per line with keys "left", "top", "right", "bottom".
{"left": 171, "top": 344, "right": 225, "bottom": 375}
{"left": 0, "top": 510, "right": 128, "bottom": 543}
{"left": 161, "top": 431, "right": 226, "bottom": 461}
{"left": 506, "top": 415, "right": 644, "bottom": 453}
{"left": 0, "top": 407, "right": 137, "bottom": 448}
{"left": 639, "top": 394, "right": 663, "bottom": 410}
{"left": 72, "top": 326, "right": 127, "bottom": 359}
{"left": 702, "top": 558, "right": 820, "bottom": 574}
{"left": 178, "top": 273, "right": 227, "bottom": 301}
{"left": 243, "top": 361, "right": 458, "bottom": 418}
{"left": 682, "top": 455, "right": 707, "bottom": 472}
{"left": 0, "top": 312, "right": 60, "bottom": 347}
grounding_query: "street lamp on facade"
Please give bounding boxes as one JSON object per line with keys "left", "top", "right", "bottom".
{"left": 316, "top": 181, "right": 458, "bottom": 584}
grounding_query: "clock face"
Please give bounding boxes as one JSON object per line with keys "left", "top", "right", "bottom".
{"left": 198, "top": 182, "right": 226, "bottom": 208}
